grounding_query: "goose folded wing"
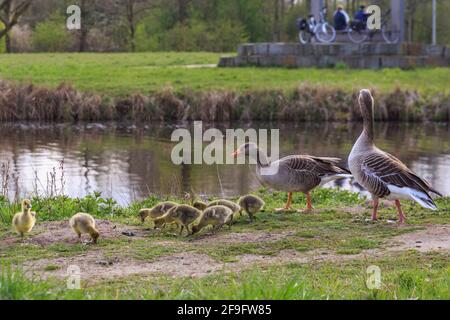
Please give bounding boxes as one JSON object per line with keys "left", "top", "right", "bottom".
{"left": 281, "top": 156, "right": 342, "bottom": 189}
{"left": 361, "top": 152, "right": 440, "bottom": 197}
{"left": 283, "top": 155, "right": 346, "bottom": 175}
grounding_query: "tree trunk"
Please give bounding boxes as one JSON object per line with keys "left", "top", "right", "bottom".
{"left": 5, "top": 31, "right": 11, "bottom": 52}
{"left": 177, "top": 0, "right": 189, "bottom": 23}
{"left": 273, "top": 0, "right": 280, "bottom": 41}
{"left": 79, "top": 0, "right": 88, "bottom": 52}
{"left": 127, "top": 0, "right": 136, "bottom": 52}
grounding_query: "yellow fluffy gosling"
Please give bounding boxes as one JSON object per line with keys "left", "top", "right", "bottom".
{"left": 12, "top": 199, "right": 36, "bottom": 239}
{"left": 207, "top": 199, "right": 241, "bottom": 215}
{"left": 153, "top": 204, "right": 201, "bottom": 235}
{"left": 69, "top": 213, "right": 100, "bottom": 244}
{"left": 193, "top": 200, "right": 208, "bottom": 211}
{"left": 237, "top": 195, "right": 265, "bottom": 222}
{"left": 139, "top": 201, "right": 177, "bottom": 226}
{"left": 191, "top": 205, "right": 233, "bottom": 235}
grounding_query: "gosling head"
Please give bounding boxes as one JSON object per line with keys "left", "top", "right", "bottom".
{"left": 193, "top": 201, "right": 208, "bottom": 211}
{"left": 191, "top": 225, "right": 200, "bottom": 235}
{"left": 91, "top": 230, "right": 100, "bottom": 244}
{"left": 153, "top": 217, "right": 165, "bottom": 229}
{"left": 232, "top": 142, "right": 258, "bottom": 158}
{"left": 22, "top": 199, "right": 32, "bottom": 211}
{"left": 138, "top": 209, "right": 148, "bottom": 223}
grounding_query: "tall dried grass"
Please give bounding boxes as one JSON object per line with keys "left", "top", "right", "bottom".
{"left": 0, "top": 80, "right": 447, "bottom": 123}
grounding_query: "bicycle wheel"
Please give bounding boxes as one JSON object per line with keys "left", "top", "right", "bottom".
{"left": 348, "top": 28, "right": 368, "bottom": 43}
{"left": 381, "top": 26, "right": 400, "bottom": 44}
{"left": 315, "top": 23, "right": 336, "bottom": 43}
{"left": 299, "top": 30, "right": 312, "bottom": 44}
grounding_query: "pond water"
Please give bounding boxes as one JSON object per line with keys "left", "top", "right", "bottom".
{"left": 0, "top": 122, "right": 449, "bottom": 205}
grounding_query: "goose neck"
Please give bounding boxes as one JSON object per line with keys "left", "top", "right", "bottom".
{"left": 361, "top": 104, "right": 374, "bottom": 142}
{"left": 253, "top": 148, "right": 270, "bottom": 167}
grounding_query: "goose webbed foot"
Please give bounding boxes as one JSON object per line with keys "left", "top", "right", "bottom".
{"left": 276, "top": 192, "right": 295, "bottom": 213}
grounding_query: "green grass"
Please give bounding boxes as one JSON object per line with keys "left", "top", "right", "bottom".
{"left": 1, "top": 252, "right": 448, "bottom": 300}
{"left": 0, "top": 53, "right": 448, "bottom": 96}
{"left": 1, "top": 188, "right": 449, "bottom": 300}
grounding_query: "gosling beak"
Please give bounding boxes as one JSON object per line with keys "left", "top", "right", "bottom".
{"left": 28, "top": 205, "right": 32, "bottom": 209}
{"left": 231, "top": 150, "right": 240, "bottom": 158}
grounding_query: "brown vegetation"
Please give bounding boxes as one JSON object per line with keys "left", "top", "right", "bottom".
{"left": 0, "top": 80, "right": 448, "bottom": 122}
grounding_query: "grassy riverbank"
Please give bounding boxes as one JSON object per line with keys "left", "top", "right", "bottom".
{"left": 0, "top": 53, "right": 448, "bottom": 95}
{"left": 1, "top": 189, "right": 449, "bottom": 300}
{"left": 0, "top": 53, "right": 449, "bottom": 122}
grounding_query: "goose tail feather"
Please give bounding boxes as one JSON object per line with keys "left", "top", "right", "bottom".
{"left": 410, "top": 193, "right": 438, "bottom": 211}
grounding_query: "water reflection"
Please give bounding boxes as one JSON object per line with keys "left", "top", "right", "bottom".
{"left": 0, "top": 122, "right": 448, "bottom": 205}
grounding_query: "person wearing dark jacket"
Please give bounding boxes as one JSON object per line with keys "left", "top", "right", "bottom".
{"left": 354, "top": 5, "right": 368, "bottom": 23}
{"left": 333, "top": 7, "right": 348, "bottom": 31}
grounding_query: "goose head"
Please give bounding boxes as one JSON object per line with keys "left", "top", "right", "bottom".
{"left": 232, "top": 142, "right": 271, "bottom": 167}
{"left": 232, "top": 142, "right": 258, "bottom": 158}
{"left": 358, "top": 89, "right": 374, "bottom": 122}
{"left": 359, "top": 89, "right": 374, "bottom": 116}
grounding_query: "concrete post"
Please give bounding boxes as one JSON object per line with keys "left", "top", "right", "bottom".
{"left": 432, "top": 0, "right": 437, "bottom": 45}
{"left": 311, "top": 0, "right": 324, "bottom": 20}
{"left": 391, "top": 0, "right": 405, "bottom": 43}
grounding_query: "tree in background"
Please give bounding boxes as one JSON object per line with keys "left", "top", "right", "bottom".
{"left": 0, "top": 0, "right": 31, "bottom": 52}
{"left": 121, "top": 0, "right": 156, "bottom": 52}
{"left": 32, "top": 10, "right": 72, "bottom": 52}
{"left": 0, "top": 0, "right": 448, "bottom": 53}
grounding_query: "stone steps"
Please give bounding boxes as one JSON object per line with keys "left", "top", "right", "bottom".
{"left": 219, "top": 42, "right": 450, "bottom": 69}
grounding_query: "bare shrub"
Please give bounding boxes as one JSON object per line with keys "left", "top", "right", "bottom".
{"left": 10, "top": 25, "right": 32, "bottom": 52}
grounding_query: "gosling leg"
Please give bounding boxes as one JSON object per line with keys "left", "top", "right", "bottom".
{"left": 185, "top": 225, "right": 191, "bottom": 236}
{"left": 179, "top": 225, "right": 184, "bottom": 235}
{"left": 248, "top": 211, "right": 254, "bottom": 223}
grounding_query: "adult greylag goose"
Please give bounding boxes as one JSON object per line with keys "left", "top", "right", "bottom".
{"left": 348, "top": 89, "right": 442, "bottom": 223}
{"left": 232, "top": 143, "right": 351, "bottom": 211}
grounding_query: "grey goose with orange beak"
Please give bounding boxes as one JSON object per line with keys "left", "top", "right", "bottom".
{"left": 232, "top": 143, "right": 351, "bottom": 212}
{"left": 348, "top": 89, "right": 442, "bottom": 223}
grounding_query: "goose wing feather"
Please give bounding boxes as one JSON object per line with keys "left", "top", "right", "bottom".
{"left": 276, "top": 155, "right": 349, "bottom": 191}
{"left": 361, "top": 150, "right": 442, "bottom": 198}
{"left": 281, "top": 155, "right": 350, "bottom": 176}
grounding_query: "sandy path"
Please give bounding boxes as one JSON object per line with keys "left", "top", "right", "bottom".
{"left": 17, "top": 224, "right": 449, "bottom": 282}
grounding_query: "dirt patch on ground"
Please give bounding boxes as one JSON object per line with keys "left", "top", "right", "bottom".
{"left": 16, "top": 224, "right": 450, "bottom": 282}
{"left": 1, "top": 220, "right": 153, "bottom": 247}
{"left": 229, "top": 249, "right": 369, "bottom": 269}
{"left": 387, "top": 225, "right": 450, "bottom": 252}
{"left": 190, "top": 230, "right": 294, "bottom": 244}
{"left": 24, "top": 251, "right": 224, "bottom": 282}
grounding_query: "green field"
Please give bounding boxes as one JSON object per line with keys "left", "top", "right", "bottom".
{"left": 0, "top": 53, "right": 448, "bottom": 96}
{"left": 1, "top": 189, "right": 449, "bottom": 300}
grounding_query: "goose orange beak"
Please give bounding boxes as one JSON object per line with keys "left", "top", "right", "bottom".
{"left": 231, "top": 150, "right": 240, "bottom": 158}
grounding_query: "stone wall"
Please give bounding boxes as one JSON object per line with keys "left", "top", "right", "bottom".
{"left": 218, "top": 43, "right": 450, "bottom": 69}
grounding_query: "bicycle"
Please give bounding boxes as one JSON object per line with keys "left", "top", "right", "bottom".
{"left": 297, "top": 7, "right": 336, "bottom": 44}
{"left": 347, "top": 9, "right": 400, "bottom": 44}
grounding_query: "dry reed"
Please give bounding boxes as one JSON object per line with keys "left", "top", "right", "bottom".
{"left": 0, "top": 80, "right": 448, "bottom": 123}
